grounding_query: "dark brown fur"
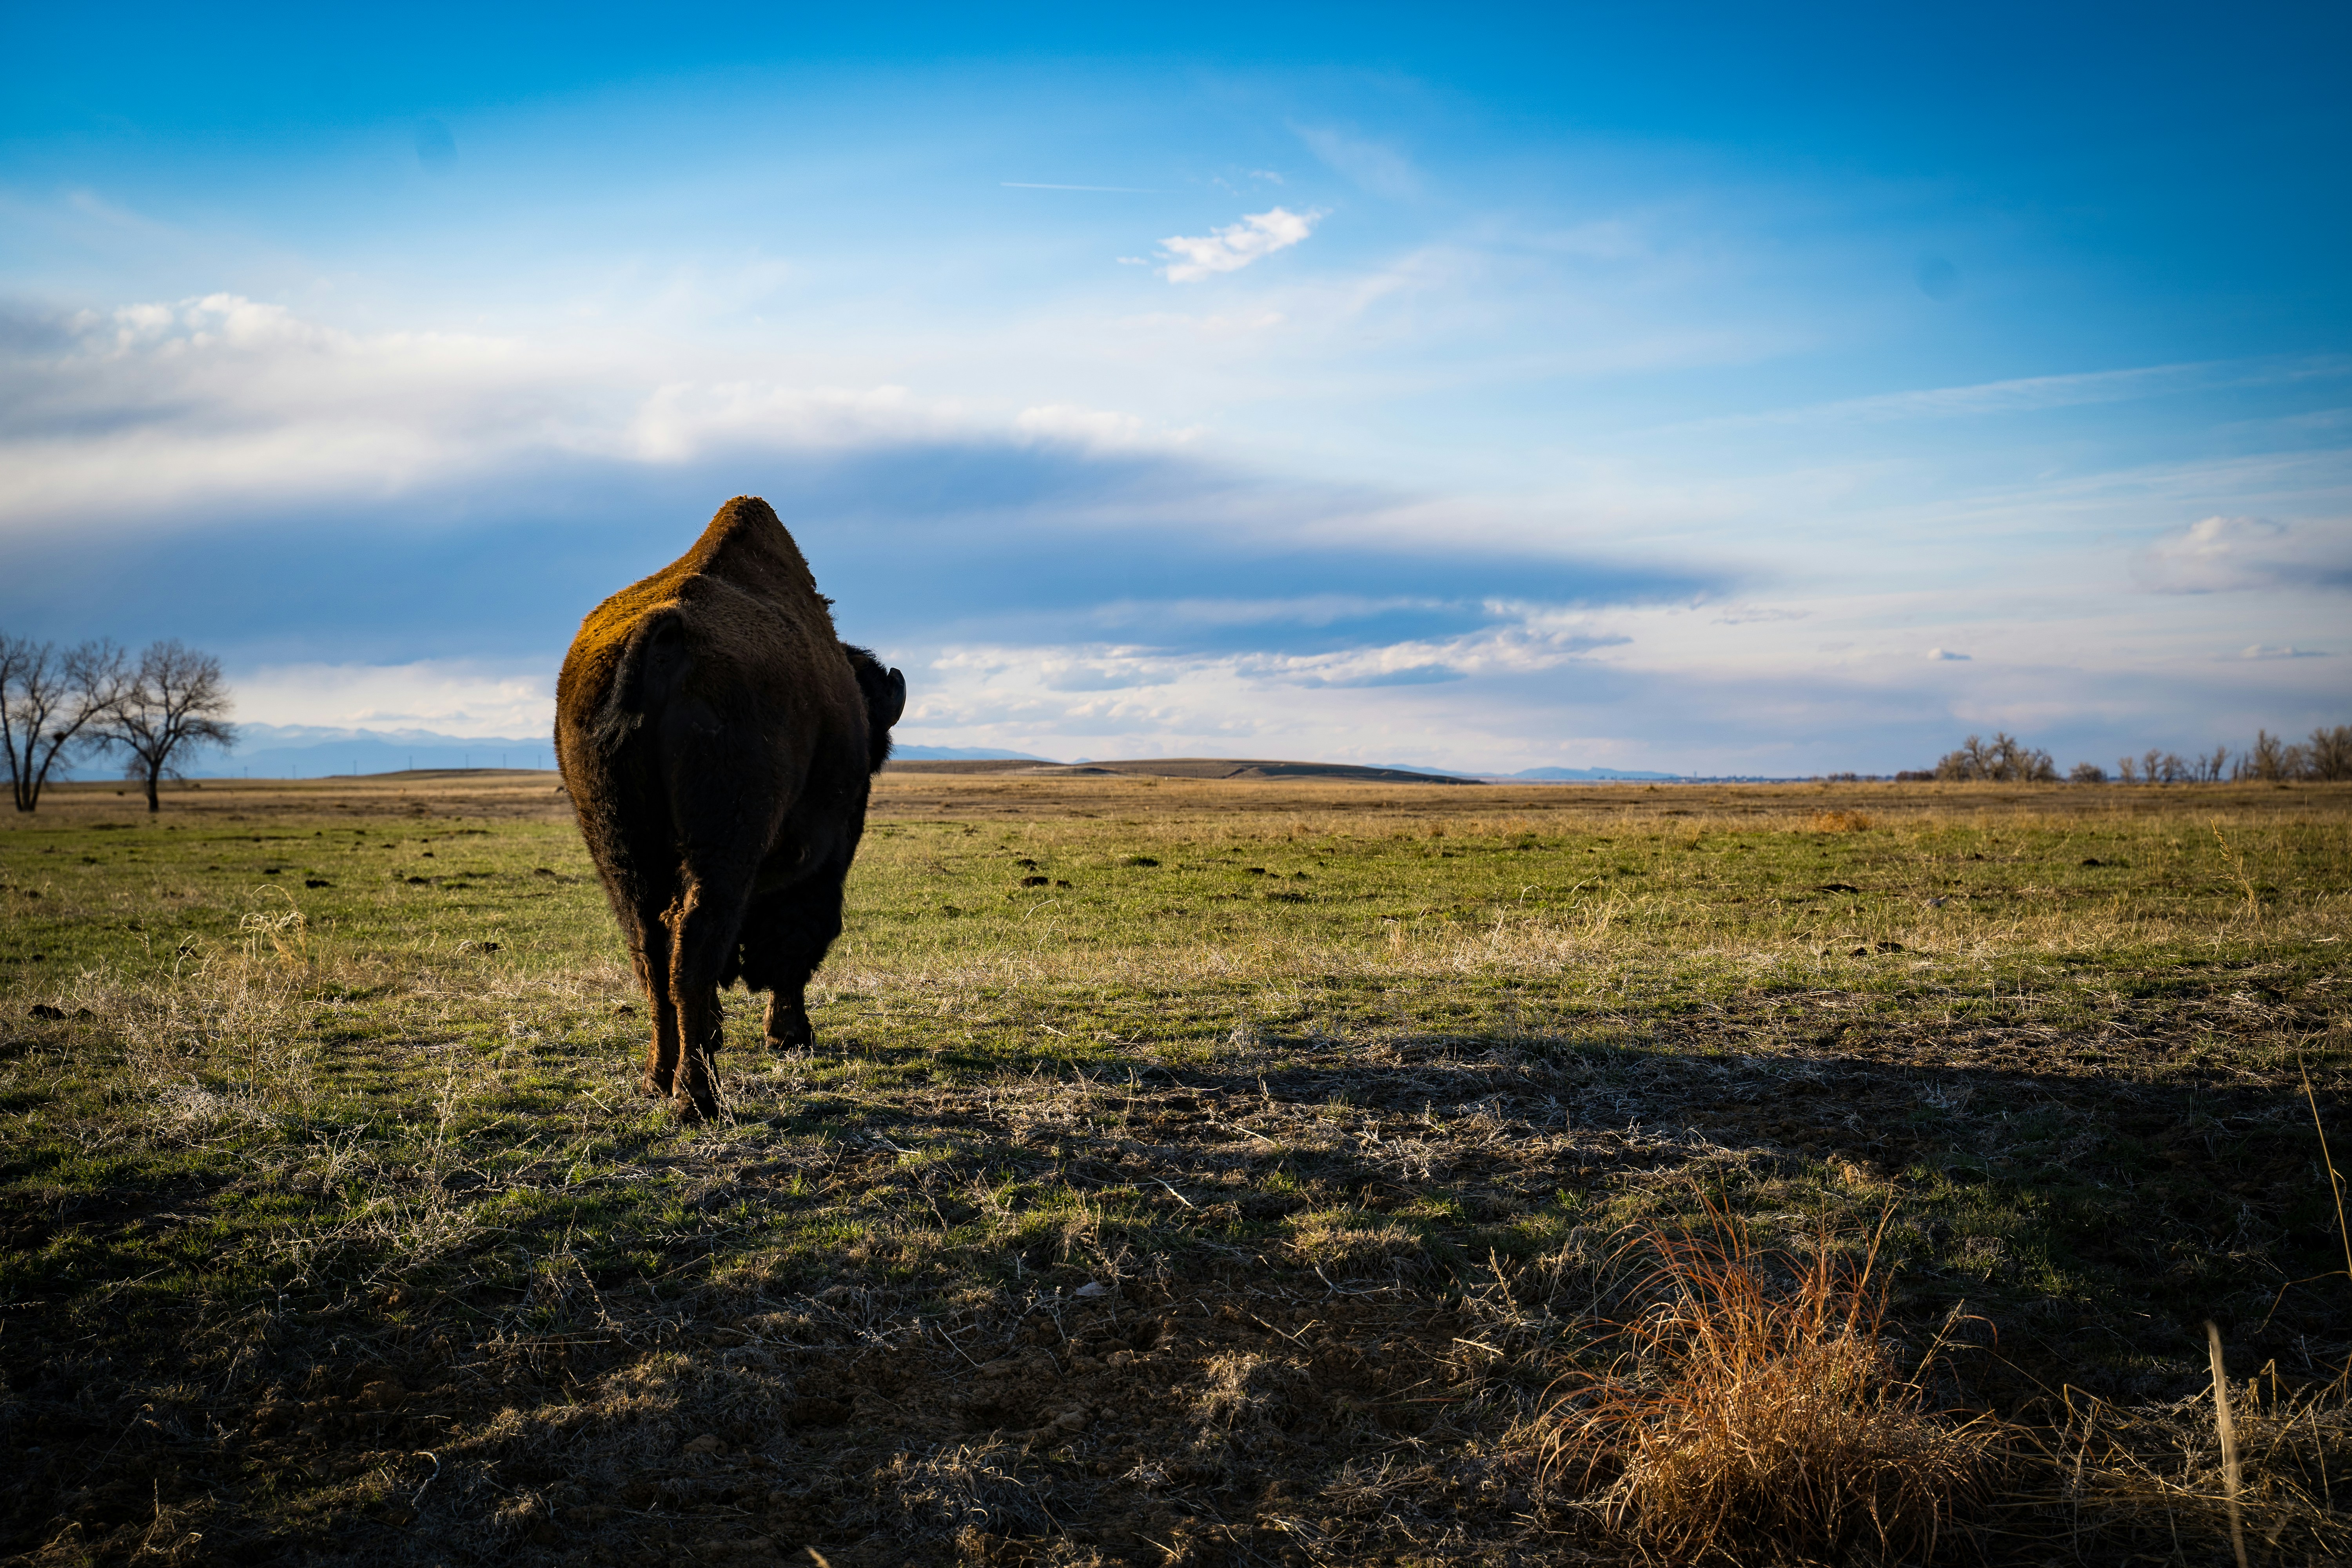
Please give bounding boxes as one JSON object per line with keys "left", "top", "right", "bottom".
{"left": 554, "top": 496, "right": 904, "bottom": 1118}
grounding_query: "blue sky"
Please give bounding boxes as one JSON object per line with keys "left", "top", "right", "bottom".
{"left": 2, "top": 2, "right": 2346, "bottom": 773}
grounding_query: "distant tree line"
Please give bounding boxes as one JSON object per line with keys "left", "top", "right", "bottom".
{"left": 0, "top": 635, "right": 234, "bottom": 814}
{"left": 1901, "top": 726, "right": 2352, "bottom": 784}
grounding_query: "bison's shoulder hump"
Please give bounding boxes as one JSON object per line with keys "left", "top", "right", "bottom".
{"left": 558, "top": 497, "right": 828, "bottom": 700}
{"left": 688, "top": 496, "right": 823, "bottom": 606}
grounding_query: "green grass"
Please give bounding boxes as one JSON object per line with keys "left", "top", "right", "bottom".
{"left": 2, "top": 779, "right": 2348, "bottom": 1565}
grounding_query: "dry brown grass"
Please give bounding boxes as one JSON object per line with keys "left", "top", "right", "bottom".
{"left": 2012, "top": 1375, "right": 2352, "bottom": 1562}
{"left": 1809, "top": 809, "right": 1873, "bottom": 832}
{"left": 1983, "top": 1061, "right": 2352, "bottom": 1565}
{"left": 1537, "top": 1203, "right": 1995, "bottom": 1564}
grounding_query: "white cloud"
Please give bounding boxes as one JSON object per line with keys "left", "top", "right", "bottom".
{"left": 2232, "top": 644, "right": 2330, "bottom": 660}
{"left": 0, "top": 294, "right": 562, "bottom": 528}
{"left": 0, "top": 295, "right": 1193, "bottom": 533}
{"left": 2141, "top": 514, "right": 2284, "bottom": 591}
{"left": 2134, "top": 514, "right": 2352, "bottom": 593}
{"left": 230, "top": 659, "right": 554, "bottom": 735}
{"left": 1156, "top": 207, "right": 1323, "bottom": 283}
{"left": 1084, "top": 593, "right": 1445, "bottom": 634}
{"left": 1011, "top": 403, "right": 1200, "bottom": 452}
{"left": 619, "top": 380, "right": 965, "bottom": 462}
{"left": 911, "top": 612, "right": 1632, "bottom": 746}
{"left": 1926, "top": 648, "right": 1971, "bottom": 661}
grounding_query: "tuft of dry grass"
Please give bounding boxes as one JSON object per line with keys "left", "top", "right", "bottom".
{"left": 1809, "top": 809, "right": 1873, "bottom": 832}
{"left": 1537, "top": 1203, "right": 1995, "bottom": 1564}
{"left": 1284, "top": 1208, "right": 1425, "bottom": 1278}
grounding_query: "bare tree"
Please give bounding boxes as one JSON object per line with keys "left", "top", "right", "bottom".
{"left": 2245, "top": 729, "right": 2292, "bottom": 782}
{"left": 1934, "top": 731, "right": 2056, "bottom": 782}
{"left": 94, "top": 641, "right": 235, "bottom": 813}
{"left": 2011, "top": 736, "right": 2058, "bottom": 781}
{"left": 2069, "top": 760, "right": 2107, "bottom": 783}
{"left": 2307, "top": 725, "right": 2352, "bottom": 781}
{"left": 1, "top": 634, "right": 126, "bottom": 812}
{"left": 2115, "top": 755, "right": 2139, "bottom": 783}
{"left": 1935, "top": 735, "right": 1991, "bottom": 780}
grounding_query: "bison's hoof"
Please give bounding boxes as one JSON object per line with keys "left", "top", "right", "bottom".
{"left": 765, "top": 1013, "right": 813, "bottom": 1050}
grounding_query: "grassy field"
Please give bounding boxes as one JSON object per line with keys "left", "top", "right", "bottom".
{"left": 3, "top": 771, "right": 2348, "bottom": 1565}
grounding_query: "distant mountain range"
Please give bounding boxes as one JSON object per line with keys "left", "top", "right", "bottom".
{"left": 207, "top": 724, "right": 554, "bottom": 779}
{"left": 1372, "top": 763, "right": 1686, "bottom": 782}
{"left": 892, "top": 745, "right": 1052, "bottom": 762}
{"left": 1496, "top": 765, "right": 1685, "bottom": 781}
{"left": 40, "top": 723, "right": 556, "bottom": 782}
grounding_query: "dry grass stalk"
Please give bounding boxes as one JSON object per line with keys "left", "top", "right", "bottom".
{"left": 2208, "top": 1321, "right": 2248, "bottom": 1568}
{"left": 2300, "top": 1055, "right": 2352, "bottom": 1375}
{"left": 1538, "top": 1201, "right": 1991, "bottom": 1564}
{"left": 2212, "top": 818, "right": 2262, "bottom": 914}
{"left": 1810, "top": 809, "right": 1873, "bottom": 833}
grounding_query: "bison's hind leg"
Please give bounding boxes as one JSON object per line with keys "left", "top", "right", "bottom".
{"left": 664, "top": 870, "right": 760, "bottom": 1122}
{"left": 627, "top": 896, "right": 682, "bottom": 1100}
{"left": 737, "top": 860, "right": 850, "bottom": 1051}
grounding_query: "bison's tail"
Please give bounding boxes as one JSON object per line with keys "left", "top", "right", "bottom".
{"left": 565, "top": 609, "right": 689, "bottom": 927}
{"left": 591, "top": 610, "right": 691, "bottom": 755}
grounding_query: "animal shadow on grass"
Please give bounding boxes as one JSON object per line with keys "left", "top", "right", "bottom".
{"left": 769, "top": 1026, "right": 2349, "bottom": 1405}
{"left": 7, "top": 1024, "right": 2345, "bottom": 1567}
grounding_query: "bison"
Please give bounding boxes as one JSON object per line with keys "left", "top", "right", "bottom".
{"left": 555, "top": 495, "right": 904, "bottom": 1120}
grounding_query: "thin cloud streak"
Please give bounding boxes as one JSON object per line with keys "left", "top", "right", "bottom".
{"left": 1642, "top": 356, "right": 2352, "bottom": 437}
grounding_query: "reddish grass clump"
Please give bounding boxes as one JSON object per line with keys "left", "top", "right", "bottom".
{"left": 1540, "top": 1206, "right": 1993, "bottom": 1564}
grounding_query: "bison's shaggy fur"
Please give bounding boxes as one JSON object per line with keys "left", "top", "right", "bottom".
{"left": 554, "top": 496, "right": 904, "bottom": 1118}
